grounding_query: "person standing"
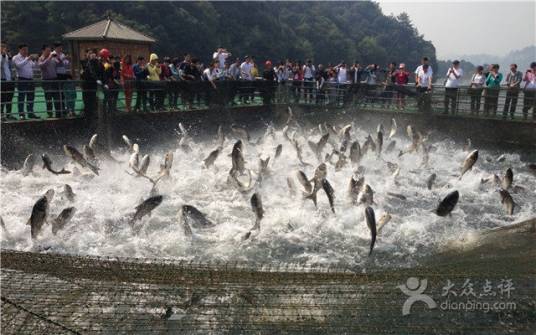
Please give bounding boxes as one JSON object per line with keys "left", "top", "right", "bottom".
{"left": 146, "top": 53, "right": 162, "bottom": 111}
{"left": 503, "top": 64, "right": 522, "bottom": 119}
{"left": 133, "top": 56, "right": 148, "bottom": 112}
{"left": 240, "top": 56, "right": 254, "bottom": 104}
{"left": 53, "top": 42, "right": 67, "bottom": 115}
{"left": 227, "top": 58, "right": 241, "bottom": 105}
{"left": 303, "top": 59, "right": 315, "bottom": 103}
{"left": 521, "top": 62, "right": 536, "bottom": 120}
{"left": 38, "top": 44, "right": 62, "bottom": 118}
{"left": 315, "top": 64, "right": 326, "bottom": 105}
{"left": 213, "top": 48, "right": 231, "bottom": 71}
{"left": 414, "top": 57, "right": 434, "bottom": 83}
{"left": 484, "top": 64, "right": 503, "bottom": 116}
{"left": 290, "top": 61, "right": 304, "bottom": 104}
{"left": 80, "top": 49, "right": 99, "bottom": 120}
{"left": 1, "top": 41, "right": 15, "bottom": 120}
{"left": 261, "top": 60, "right": 276, "bottom": 105}
{"left": 12, "top": 44, "right": 38, "bottom": 119}
{"left": 444, "top": 60, "right": 463, "bottom": 115}
{"left": 394, "top": 63, "right": 410, "bottom": 110}
{"left": 468, "top": 66, "right": 485, "bottom": 114}
{"left": 275, "top": 61, "right": 290, "bottom": 103}
{"left": 158, "top": 57, "right": 172, "bottom": 110}
{"left": 381, "top": 62, "right": 397, "bottom": 108}
{"left": 120, "top": 55, "right": 134, "bottom": 112}
{"left": 416, "top": 64, "right": 433, "bottom": 113}
{"left": 62, "top": 54, "right": 77, "bottom": 117}
{"left": 169, "top": 58, "right": 181, "bottom": 109}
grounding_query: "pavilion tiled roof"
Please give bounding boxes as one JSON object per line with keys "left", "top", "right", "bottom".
{"left": 63, "top": 18, "right": 155, "bottom": 43}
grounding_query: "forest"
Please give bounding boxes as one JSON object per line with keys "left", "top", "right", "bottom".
{"left": 1, "top": 1, "right": 437, "bottom": 71}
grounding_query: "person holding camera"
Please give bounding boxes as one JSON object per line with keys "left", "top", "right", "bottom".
{"left": 521, "top": 62, "right": 536, "bottom": 120}
{"left": 416, "top": 63, "right": 433, "bottom": 113}
{"left": 38, "top": 44, "right": 62, "bottom": 118}
{"left": 468, "top": 65, "right": 485, "bottom": 114}
{"left": 444, "top": 60, "right": 463, "bottom": 115}
{"left": 483, "top": 64, "right": 503, "bottom": 116}
{"left": 1, "top": 41, "right": 15, "bottom": 120}
{"left": 12, "top": 44, "right": 38, "bottom": 119}
{"left": 213, "top": 48, "right": 231, "bottom": 71}
{"left": 503, "top": 64, "right": 523, "bottom": 119}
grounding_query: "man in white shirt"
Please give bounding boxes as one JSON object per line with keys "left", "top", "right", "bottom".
{"left": 416, "top": 64, "right": 433, "bottom": 113}
{"left": 213, "top": 48, "right": 231, "bottom": 71}
{"left": 303, "top": 59, "right": 315, "bottom": 103}
{"left": 336, "top": 63, "right": 348, "bottom": 84}
{"left": 414, "top": 57, "right": 433, "bottom": 84}
{"left": 444, "top": 60, "right": 463, "bottom": 114}
{"left": 12, "top": 44, "right": 38, "bottom": 119}
{"left": 239, "top": 56, "right": 253, "bottom": 103}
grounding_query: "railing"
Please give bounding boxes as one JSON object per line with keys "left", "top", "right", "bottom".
{"left": 1, "top": 79, "right": 535, "bottom": 122}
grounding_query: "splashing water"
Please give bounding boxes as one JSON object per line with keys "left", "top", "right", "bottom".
{"left": 1, "top": 123, "right": 535, "bottom": 269}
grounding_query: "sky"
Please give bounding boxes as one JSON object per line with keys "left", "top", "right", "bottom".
{"left": 377, "top": 1, "right": 536, "bottom": 59}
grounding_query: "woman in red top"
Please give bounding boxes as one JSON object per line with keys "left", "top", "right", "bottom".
{"left": 394, "top": 63, "right": 410, "bottom": 110}
{"left": 121, "top": 55, "right": 134, "bottom": 112}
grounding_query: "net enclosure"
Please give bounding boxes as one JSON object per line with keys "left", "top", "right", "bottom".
{"left": 1, "top": 218, "right": 535, "bottom": 334}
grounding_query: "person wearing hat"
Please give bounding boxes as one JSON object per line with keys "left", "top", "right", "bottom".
{"left": 146, "top": 53, "right": 161, "bottom": 111}
{"left": 97, "top": 48, "right": 120, "bottom": 114}
{"left": 394, "top": 63, "right": 410, "bottom": 110}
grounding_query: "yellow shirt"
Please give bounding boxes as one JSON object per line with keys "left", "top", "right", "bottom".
{"left": 147, "top": 63, "right": 161, "bottom": 81}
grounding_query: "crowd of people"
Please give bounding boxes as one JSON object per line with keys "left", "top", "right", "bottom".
{"left": 1, "top": 42, "right": 536, "bottom": 121}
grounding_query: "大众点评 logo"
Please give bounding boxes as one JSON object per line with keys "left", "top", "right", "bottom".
{"left": 398, "top": 277, "right": 437, "bottom": 316}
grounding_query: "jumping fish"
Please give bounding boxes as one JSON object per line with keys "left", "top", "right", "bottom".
{"left": 21, "top": 154, "right": 35, "bottom": 176}
{"left": 62, "top": 184, "right": 76, "bottom": 202}
{"left": 501, "top": 168, "right": 513, "bottom": 189}
{"left": 182, "top": 205, "right": 214, "bottom": 228}
{"left": 426, "top": 173, "right": 437, "bottom": 190}
{"left": 349, "top": 141, "right": 361, "bottom": 164}
{"left": 376, "top": 130, "right": 383, "bottom": 155}
{"left": 322, "top": 179, "right": 335, "bottom": 213}
{"left": 27, "top": 189, "right": 54, "bottom": 239}
{"left": 388, "top": 118, "right": 397, "bottom": 139}
{"left": 348, "top": 176, "right": 365, "bottom": 205}
{"left": 376, "top": 213, "right": 392, "bottom": 233}
{"left": 498, "top": 189, "right": 515, "bottom": 215}
{"left": 51, "top": 207, "right": 76, "bottom": 235}
{"left": 64, "top": 145, "right": 99, "bottom": 175}
{"left": 308, "top": 133, "right": 329, "bottom": 160}
{"left": 41, "top": 154, "right": 70, "bottom": 175}
{"left": 384, "top": 140, "right": 396, "bottom": 153}
{"left": 250, "top": 193, "right": 264, "bottom": 230}
{"left": 204, "top": 148, "right": 220, "bottom": 168}
{"left": 435, "top": 190, "right": 459, "bottom": 216}
{"left": 364, "top": 206, "right": 377, "bottom": 256}
{"left": 459, "top": 150, "right": 478, "bottom": 180}
{"left": 274, "top": 144, "right": 283, "bottom": 160}
{"left": 130, "top": 195, "right": 163, "bottom": 225}
{"left": 231, "top": 124, "right": 250, "bottom": 142}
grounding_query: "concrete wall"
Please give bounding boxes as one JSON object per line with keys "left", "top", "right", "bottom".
{"left": 1, "top": 105, "right": 535, "bottom": 169}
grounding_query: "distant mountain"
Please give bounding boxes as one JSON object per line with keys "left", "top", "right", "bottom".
{"left": 457, "top": 46, "right": 535, "bottom": 72}
{"left": 0, "top": 1, "right": 437, "bottom": 70}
